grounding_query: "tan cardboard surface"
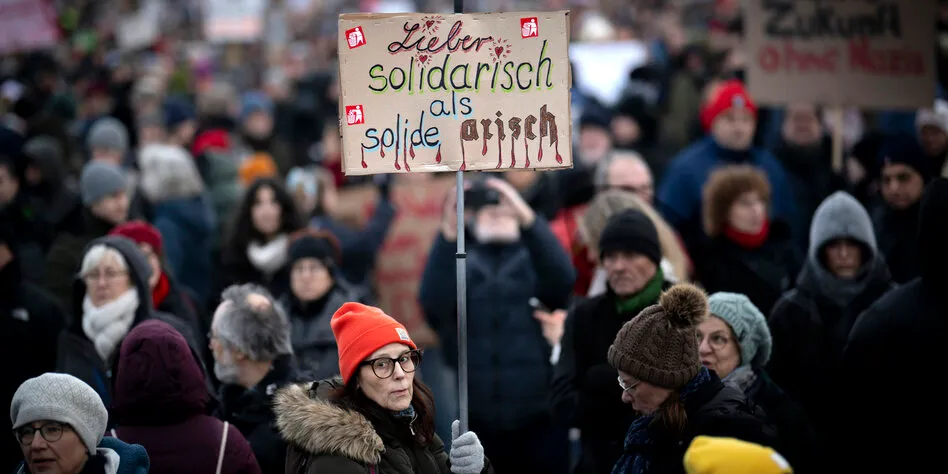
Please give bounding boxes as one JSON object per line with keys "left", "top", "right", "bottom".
{"left": 338, "top": 11, "right": 573, "bottom": 175}
{"left": 745, "top": 0, "right": 936, "bottom": 109}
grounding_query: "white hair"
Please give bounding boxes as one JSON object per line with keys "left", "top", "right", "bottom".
{"left": 79, "top": 244, "right": 127, "bottom": 277}
{"left": 138, "top": 144, "right": 205, "bottom": 203}
{"left": 594, "top": 150, "right": 651, "bottom": 188}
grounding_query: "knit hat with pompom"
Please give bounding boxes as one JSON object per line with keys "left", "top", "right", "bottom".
{"left": 608, "top": 283, "right": 709, "bottom": 389}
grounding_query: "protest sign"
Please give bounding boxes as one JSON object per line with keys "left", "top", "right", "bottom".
{"left": 0, "top": 0, "right": 59, "bottom": 55}
{"left": 745, "top": 0, "right": 937, "bottom": 109}
{"left": 337, "top": 12, "right": 573, "bottom": 175}
{"left": 333, "top": 175, "right": 454, "bottom": 331}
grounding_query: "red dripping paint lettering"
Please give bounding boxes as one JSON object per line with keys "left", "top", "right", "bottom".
{"left": 435, "top": 144, "right": 442, "bottom": 163}
{"left": 509, "top": 136, "right": 516, "bottom": 168}
{"left": 409, "top": 143, "right": 416, "bottom": 158}
{"left": 523, "top": 136, "right": 530, "bottom": 169}
{"left": 361, "top": 147, "right": 368, "bottom": 168}
{"left": 495, "top": 133, "right": 502, "bottom": 169}
{"left": 554, "top": 140, "right": 562, "bottom": 164}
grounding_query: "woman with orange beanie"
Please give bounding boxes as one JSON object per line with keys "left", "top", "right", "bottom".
{"left": 274, "top": 302, "right": 492, "bottom": 474}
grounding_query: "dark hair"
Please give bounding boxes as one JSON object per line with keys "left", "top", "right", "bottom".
{"left": 223, "top": 177, "right": 303, "bottom": 259}
{"left": 328, "top": 375, "right": 437, "bottom": 446}
{"left": 653, "top": 391, "right": 688, "bottom": 435}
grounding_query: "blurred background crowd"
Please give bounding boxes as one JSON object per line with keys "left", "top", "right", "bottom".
{"left": 3, "top": 0, "right": 948, "bottom": 473}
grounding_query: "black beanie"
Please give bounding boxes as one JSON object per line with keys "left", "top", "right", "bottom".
{"left": 288, "top": 234, "right": 339, "bottom": 266}
{"left": 598, "top": 209, "right": 662, "bottom": 264}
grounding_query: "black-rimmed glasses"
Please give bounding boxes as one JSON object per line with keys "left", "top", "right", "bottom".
{"left": 362, "top": 350, "right": 423, "bottom": 379}
{"left": 14, "top": 422, "right": 67, "bottom": 445}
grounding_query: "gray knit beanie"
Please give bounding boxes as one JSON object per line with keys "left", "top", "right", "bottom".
{"left": 707, "top": 292, "right": 772, "bottom": 368}
{"left": 87, "top": 117, "right": 129, "bottom": 152}
{"left": 10, "top": 373, "right": 108, "bottom": 454}
{"left": 608, "top": 283, "right": 708, "bottom": 389}
{"left": 80, "top": 161, "right": 127, "bottom": 206}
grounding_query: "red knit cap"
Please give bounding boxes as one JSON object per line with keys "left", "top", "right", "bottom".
{"left": 700, "top": 80, "right": 757, "bottom": 131}
{"left": 109, "top": 220, "right": 163, "bottom": 256}
{"left": 331, "top": 302, "right": 416, "bottom": 384}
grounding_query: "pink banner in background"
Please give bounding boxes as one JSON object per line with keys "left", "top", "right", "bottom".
{"left": 0, "top": 0, "right": 59, "bottom": 55}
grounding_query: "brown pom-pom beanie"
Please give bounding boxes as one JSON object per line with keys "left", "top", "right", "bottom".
{"left": 608, "top": 283, "right": 709, "bottom": 389}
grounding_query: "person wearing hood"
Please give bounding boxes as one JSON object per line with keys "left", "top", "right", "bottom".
{"left": 768, "top": 191, "right": 892, "bottom": 438}
{"left": 136, "top": 143, "right": 216, "bottom": 303}
{"left": 56, "top": 235, "right": 204, "bottom": 407}
{"left": 657, "top": 80, "right": 798, "bottom": 254}
{"left": 110, "top": 320, "right": 261, "bottom": 474}
{"left": 836, "top": 178, "right": 948, "bottom": 472}
{"left": 871, "top": 134, "right": 931, "bottom": 283}
{"left": 1, "top": 222, "right": 66, "bottom": 472}
{"left": 108, "top": 221, "right": 208, "bottom": 363}
{"left": 279, "top": 229, "right": 367, "bottom": 379}
{"left": 274, "top": 302, "right": 492, "bottom": 474}
{"left": 10, "top": 373, "right": 149, "bottom": 474}
{"left": 770, "top": 104, "right": 845, "bottom": 248}
{"left": 44, "top": 161, "right": 130, "bottom": 309}
{"left": 21, "top": 135, "right": 83, "bottom": 236}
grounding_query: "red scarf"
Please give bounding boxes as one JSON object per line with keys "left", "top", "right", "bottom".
{"left": 724, "top": 220, "right": 771, "bottom": 249}
{"left": 152, "top": 272, "right": 170, "bottom": 309}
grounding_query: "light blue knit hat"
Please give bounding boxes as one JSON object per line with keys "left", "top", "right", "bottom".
{"left": 707, "top": 292, "right": 772, "bottom": 368}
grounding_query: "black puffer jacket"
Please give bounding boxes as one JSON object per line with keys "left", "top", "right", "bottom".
{"left": 275, "top": 378, "right": 494, "bottom": 474}
{"left": 837, "top": 179, "right": 948, "bottom": 472}
{"left": 616, "top": 370, "right": 781, "bottom": 474}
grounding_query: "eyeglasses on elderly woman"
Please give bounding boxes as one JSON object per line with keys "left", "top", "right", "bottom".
{"left": 13, "top": 422, "right": 69, "bottom": 445}
{"left": 361, "top": 350, "right": 423, "bottom": 379}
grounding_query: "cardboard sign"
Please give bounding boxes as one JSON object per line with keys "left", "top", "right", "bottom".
{"left": 0, "top": 0, "right": 59, "bottom": 55}
{"left": 337, "top": 12, "right": 573, "bottom": 175}
{"left": 745, "top": 0, "right": 936, "bottom": 110}
{"left": 332, "top": 175, "right": 454, "bottom": 330}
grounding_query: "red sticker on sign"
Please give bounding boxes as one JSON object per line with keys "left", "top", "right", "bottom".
{"left": 345, "top": 105, "right": 365, "bottom": 125}
{"left": 520, "top": 17, "right": 539, "bottom": 38}
{"left": 345, "top": 26, "right": 366, "bottom": 49}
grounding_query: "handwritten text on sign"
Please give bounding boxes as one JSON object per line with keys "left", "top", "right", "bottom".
{"left": 744, "top": 0, "right": 936, "bottom": 109}
{"left": 337, "top": 12, "right": 573, "bottom": 175}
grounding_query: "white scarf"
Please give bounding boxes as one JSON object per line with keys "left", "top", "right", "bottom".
{"left": 82, "top": 289, "right": 139, "bottom": 362}
{"left": 247, "top": 235, "right": 289, "bottom": 275}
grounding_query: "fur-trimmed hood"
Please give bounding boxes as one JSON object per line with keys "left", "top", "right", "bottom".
{"left": 274, "top": 380, "right": 385, "bottom": 465}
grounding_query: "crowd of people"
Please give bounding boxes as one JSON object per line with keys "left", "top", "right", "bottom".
{"left": 4, "top": 0, "right": 948, "bottom": 473}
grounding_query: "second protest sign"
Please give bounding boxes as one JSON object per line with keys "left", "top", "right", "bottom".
{"left": 338, "top": 11, "right": 573, "bottom": 175}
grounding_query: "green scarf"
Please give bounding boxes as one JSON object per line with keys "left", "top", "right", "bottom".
{"left": 615, "top": 268, "right": 665, "bottom": 315}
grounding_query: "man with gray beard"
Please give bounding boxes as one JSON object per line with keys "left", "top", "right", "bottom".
{"left": 210, "top": 283, "right": 298, "bottom": 474}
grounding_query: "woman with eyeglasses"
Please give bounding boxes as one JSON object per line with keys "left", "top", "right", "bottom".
{"left": 698, "top": 293, "right": 817, "bottom": 474}
{"left": 608, "top": 284, "right": 780, "bottom": 474}
{"left": 10, "top": 373, "right": 150, "bottom": 474}
{"left": 56, "top": 236, "right": 205, "bottom": 405}
{"left": 275, "top": 302, "right": 492, "bottom": 474}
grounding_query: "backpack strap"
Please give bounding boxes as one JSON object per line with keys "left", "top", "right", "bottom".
{"left": 216, "top": 421, "right": 230, "bottom": 474}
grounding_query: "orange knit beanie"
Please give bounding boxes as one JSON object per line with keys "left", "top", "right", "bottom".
{"left": 331, "top": 302, "right": 416, "bottom": 384}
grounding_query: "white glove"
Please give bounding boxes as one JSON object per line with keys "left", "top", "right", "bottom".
{"left": 449, "top": 420, "right": 485, "bottom": 474}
